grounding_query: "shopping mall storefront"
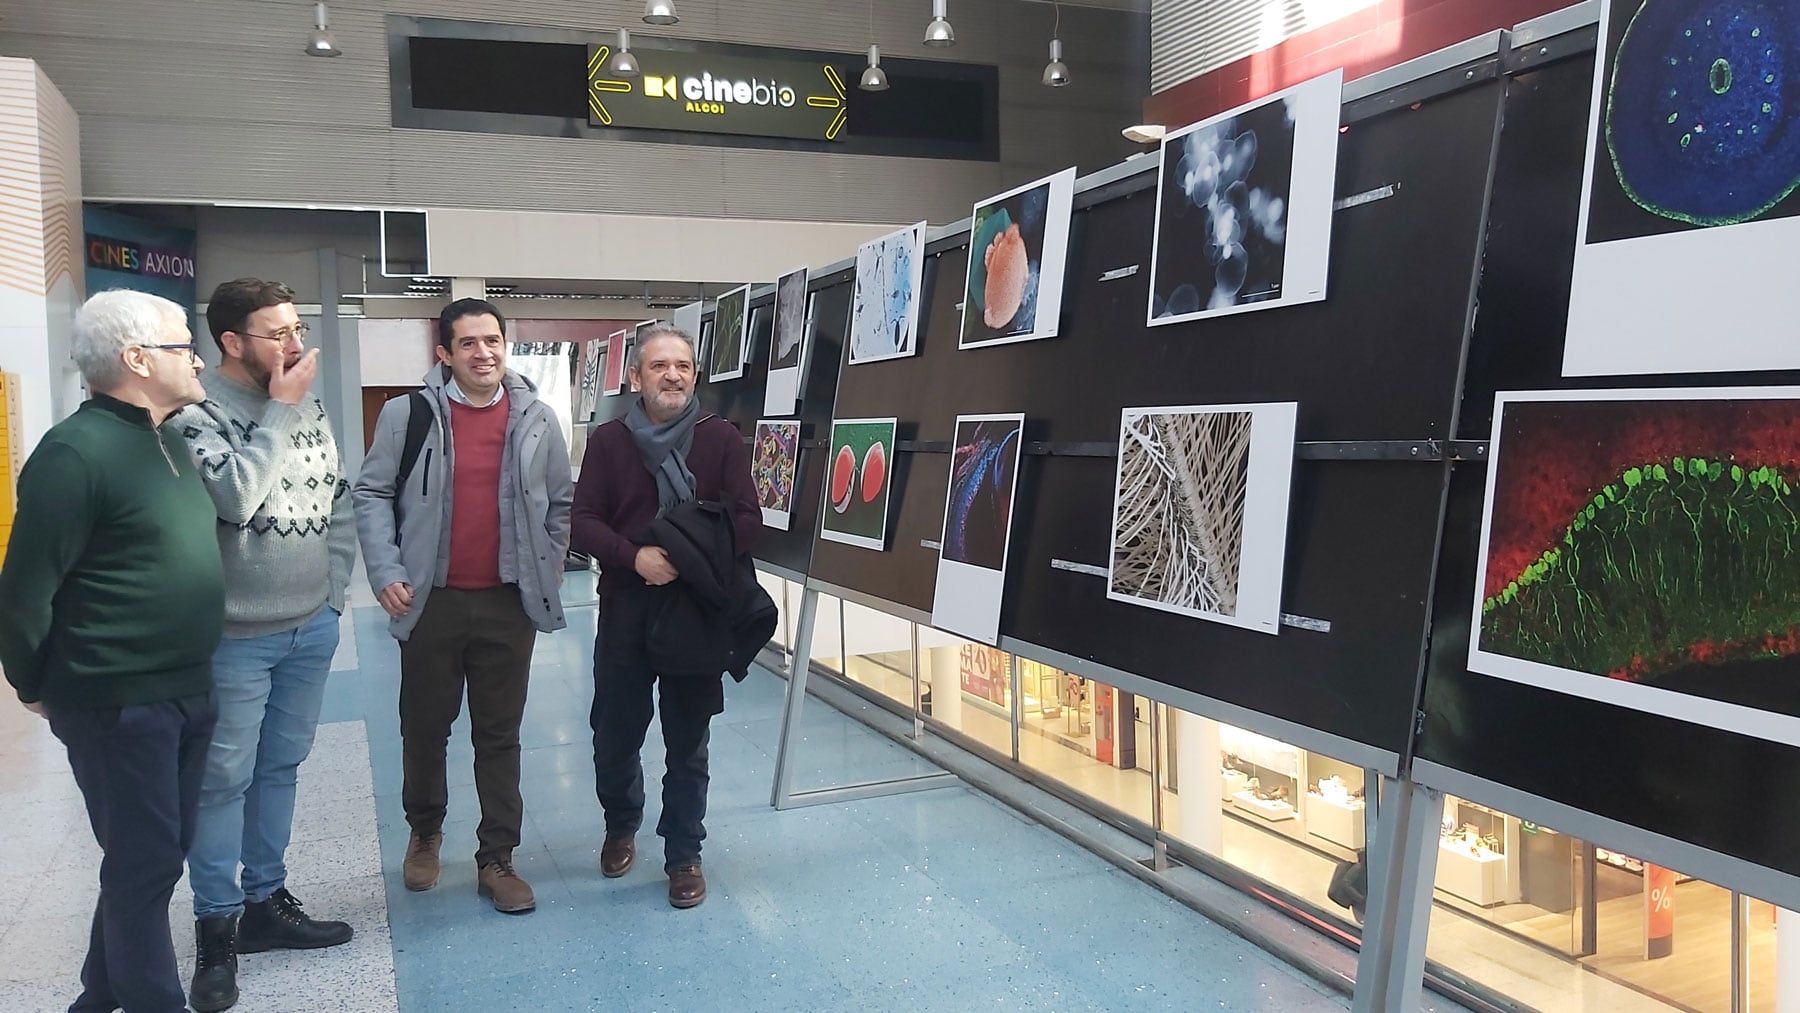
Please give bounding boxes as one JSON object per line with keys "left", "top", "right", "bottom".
{"left": 761, "top": 575, "right": 1785, "bottom": 1013}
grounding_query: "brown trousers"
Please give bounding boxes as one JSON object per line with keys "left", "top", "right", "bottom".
{"left": 399, "top": 585, "right": 536, "bottom": 865}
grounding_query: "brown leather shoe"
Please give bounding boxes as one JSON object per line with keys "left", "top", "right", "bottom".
{"left": 402, "top": 831, "right": 441, "bottom": 892}
{"left": 668, "top": 864, "right": 706, "bottom": 909}
{"left": 600, "top": 835, "right": 636, "bottom": 878}
{"left": 477, "top": 861, "right": 536, "bottom": 914}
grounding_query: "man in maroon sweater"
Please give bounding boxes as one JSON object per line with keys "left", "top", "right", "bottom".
{"left": 572, "top": 325, "right": 759, "bottom": 909}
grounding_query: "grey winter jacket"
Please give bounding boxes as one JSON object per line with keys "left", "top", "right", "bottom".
{"left": 352, "top": 365, "right": 573, "bottom": 641}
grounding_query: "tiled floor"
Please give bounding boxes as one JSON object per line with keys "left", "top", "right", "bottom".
{"left": 4, "top": 579, "right": 1457, "bottom": 1012}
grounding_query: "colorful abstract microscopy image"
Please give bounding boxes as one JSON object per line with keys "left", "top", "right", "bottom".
{"left": 1472, "top": 391, "right": 1800, "bottom": 736}
{"left": 848, "top": 223, "right": 926, "bottom": 364}
{"left": 943, "top": 417, "right": 1023, "bottom": 570}
{"left": 1588, "top": 0, "right": 1800, "bottom": 243}
{"left": 753, "top": 420, "right": 801, "bottom": 531}
{"left": 820, "top": 418, "right": 897, "bottom": 550}
{"left": 959, "top": 169, "right": 1075, "bottom": 349}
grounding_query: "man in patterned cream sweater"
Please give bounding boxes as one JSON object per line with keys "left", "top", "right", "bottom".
{"left": 171, "top": 278, "right": 358, "bottom": 1013}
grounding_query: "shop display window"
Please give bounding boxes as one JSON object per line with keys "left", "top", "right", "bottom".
{"left": 917, "top": 631, "right": 1012, "bottom": 757}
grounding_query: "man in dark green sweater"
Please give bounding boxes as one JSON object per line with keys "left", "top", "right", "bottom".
{"left": 0, "top": 289, "right": 224, "bottom": 1013}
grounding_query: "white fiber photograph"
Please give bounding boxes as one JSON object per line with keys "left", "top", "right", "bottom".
{"left": 1107, "top": 402, "right": 1298, "bottom": 634}
{"left": 848, "top": 221, "right": 928, "bottom": 364}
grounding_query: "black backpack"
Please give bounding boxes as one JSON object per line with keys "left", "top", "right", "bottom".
{"left": 392, "top": 391, "right": 433, "bottom": 527}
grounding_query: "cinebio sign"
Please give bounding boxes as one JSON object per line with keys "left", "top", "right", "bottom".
{"left": 586, "top": 43, "right": 850, "bottom": 142}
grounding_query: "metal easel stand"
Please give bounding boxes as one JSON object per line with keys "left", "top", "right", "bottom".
{"left": 1352, "top": 775, "right": 1445, "bottom": 1013}
{"left": 768, "top": 584, "right": 960, "bottom": 810}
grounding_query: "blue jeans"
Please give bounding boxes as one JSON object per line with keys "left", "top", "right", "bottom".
{"left": 188, "top": 608, "right": 339, "bottom": 920}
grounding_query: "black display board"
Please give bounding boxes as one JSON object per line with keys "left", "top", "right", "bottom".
{"left": 811, "top": 81, "right": 1508, "bottom": 756}
{"left": 1418, "top": 53, "right": 1800, "bottom": 876}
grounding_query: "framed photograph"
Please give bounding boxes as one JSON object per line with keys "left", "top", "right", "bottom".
{"left": 752, "top": 420, "right": 802, "bottom": 530}
{"left": 931, "top": 414, "right": 1026, "bottom": 644}
{"left": 959, "top": 169, "right": 1076, "bottom": 349}
{"left": 765, "top": 267, "right": 810, "bottom": 415}
{"left": 709, "top": 284, "right": 750, "bottom": 381}
{"left": 1107, "top": 402, "right": 1298, "bottom": 634}
{"left": 1564, "top": 1, "right": 1800, "bottom": 375}
{"left": 819, "top": 417, "right": 898, "bottom": 550}
{"left": 1147, "top": 69, "right": 1342, "bottom": 327}
{"left": 848, "top": 222, "right": 928, "bottom": 364}
{"left": 1470, "top": 387, "right": 1800, "bottom": 745}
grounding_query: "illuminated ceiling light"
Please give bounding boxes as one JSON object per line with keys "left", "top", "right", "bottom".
{"left": 923, "top": 0, "right": 955, "bottom": 47}
{"left": 859, "top": 45, "right": 890, "bottom": 91}
{"left": 305, "top": 2, "right": 342, "bottom": 57}
{"left": 610, "top": 27, "right": 640, "bottom": 77}
{"left": 1121, "top": 123, "right": 1165, "bottom": 143}
{"left": 1042, "top": 4, "right": 1069, "bottom": 87}
{"left": 642, "top": 0, "right": 679, "bottom": 26}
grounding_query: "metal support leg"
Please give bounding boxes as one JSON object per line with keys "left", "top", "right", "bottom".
{"left": 1352, "top": 776, "right": 1444, "bottom": 1013}
{"left": 770, "top": 588, "right": 820, "bottom": 808}
{"left": 1149, "top": 703, "right": 1169, "bottom": 871}
{"left": 769, "top": 585, "right": 958, "bottom": 811}
{"left": 909, "top": 622, "right": 924, "bottom": 740}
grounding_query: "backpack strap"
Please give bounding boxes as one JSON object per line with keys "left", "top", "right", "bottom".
{"left": 395, "top": 391, "right": 433, "bottom": 489}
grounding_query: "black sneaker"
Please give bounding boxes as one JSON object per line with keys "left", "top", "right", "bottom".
{"left": 188, "top": 916, "right": 239, "bottom": 1013}
{"left": 237, "top": 888, "right": 354, "bottom": 952}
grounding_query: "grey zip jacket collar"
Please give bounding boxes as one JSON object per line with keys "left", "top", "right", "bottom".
{"left": 352, "top": 364, "right": 573, "bottom": 640}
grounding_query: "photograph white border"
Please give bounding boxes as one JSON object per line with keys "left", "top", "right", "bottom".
{"left": 958, "top": 168, "right": 1077, "bottom": 350}
{"left": 819, "top": 416, "right": 899, "bottom": 551}
{"left": 1468, "top": 385, "right": 1800, "bottom": 746}
{"left": 1563, "top": 1, "right": 1800, "bottom": 377}
{"left": 753, "top": 419, "right": 802, "bottom": 531}
{"left": 1105, "top": 401, "right": 1298, "bottom": 634}
{"left": 602, "top": 327, "right": 628, "bottom": 396}
{"left": 848, "top": 221, "right": 928, "bottom": 365}
{"left": 932, "top": 413, "right": 1026, "bottom": 645}
{"left": 709, "top": 284, "right": 752, "bottom": 382}
{"left": 1146, "top": 69, "right": 1343, "bottom": 328}
{"left": 764, "top": 266, "right": 810, "bottom": 416}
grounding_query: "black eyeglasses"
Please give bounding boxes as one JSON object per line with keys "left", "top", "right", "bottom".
{"left": 143, "top": 341, "right": 200, "bottom": 359}
{"left": 239, "top": 322, "right": 310, "bottom": 344}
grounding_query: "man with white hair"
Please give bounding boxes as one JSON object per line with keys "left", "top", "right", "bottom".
{"left": 0, "top": 289, "right": 224, "bottom": 1013}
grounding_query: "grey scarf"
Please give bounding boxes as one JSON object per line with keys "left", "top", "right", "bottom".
{"left": 625, "top": 395, "right": 701, "bottom": 514}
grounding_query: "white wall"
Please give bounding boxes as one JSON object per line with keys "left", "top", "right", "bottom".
{"left": 358, "top": 319, "right": 435, "bottom": 387}
{"left": 0, "top": 60, "right": 82, "bottom": 455}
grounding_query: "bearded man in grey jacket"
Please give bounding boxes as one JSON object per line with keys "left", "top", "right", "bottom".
{"left": 353, "top": 298, "right": 572, "bottom": 916}
{"left": 172, "top": 278, "right": 357, "bottom": 1013}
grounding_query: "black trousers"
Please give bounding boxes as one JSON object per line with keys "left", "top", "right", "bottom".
{"left": 398, "top": 586, "right": 536, "bottom": 866}
{"left": 589, "top": 587, "right": 714, "bottom": 870}
{"left": 50, "top": 693, "right": 216, "bottom": 1013}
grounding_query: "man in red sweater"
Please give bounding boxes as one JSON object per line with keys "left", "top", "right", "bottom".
{"left": 353, "top": 299, "right": 573, "bottom": 915}
{"left": 572, "top": 325, "right": 759, "bottom": 909}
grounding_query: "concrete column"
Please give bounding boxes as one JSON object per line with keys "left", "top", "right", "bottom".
{"left": 449, "top": 277, "right": 485, "bottom": 302}
{"left": 1172, "top": 707, "right": 1224, "bottom": 855}
{"left": 926, "top": 645, "right": 963, "bottom": 727}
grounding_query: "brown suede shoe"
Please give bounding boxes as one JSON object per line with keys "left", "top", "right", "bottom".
{"left": 478, "top": 861, "right": 536, "bottom": 914}
{"left": 668, "top": 864, "right": 706, "bottom": 909}
{"left": 402, "top": 831, "right": 441, "bottom": 892}
{"left": 600, "top": 835, "right": 636, "bottom": 878}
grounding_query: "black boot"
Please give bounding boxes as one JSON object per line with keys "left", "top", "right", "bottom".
{"left": 238, "top": 887, "right": 353, "bottom": 951}
{"left": 188, "top": 916, "right": 239, "bottom": 1013}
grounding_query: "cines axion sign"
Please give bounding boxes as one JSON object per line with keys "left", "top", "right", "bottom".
{"left": 86, "top": 235, "right": 196, "bottom": 281}
{"left": 585, "top": 42, "right": 851, "bottom": 142}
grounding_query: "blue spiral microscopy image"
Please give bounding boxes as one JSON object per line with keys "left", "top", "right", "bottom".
{"left": 1588, "top": 0, "right": 1800, "bottom": 242}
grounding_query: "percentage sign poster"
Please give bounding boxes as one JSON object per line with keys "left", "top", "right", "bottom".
{"left": 1643, "top": 864, "right": 1675, "bottom": 959}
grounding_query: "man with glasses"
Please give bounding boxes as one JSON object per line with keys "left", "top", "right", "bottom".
{"left": 173, "top": 278, "right": 357, "bottom": 1012}
{"left": 0, "top": 290, "right": 222, "bottom": 1013}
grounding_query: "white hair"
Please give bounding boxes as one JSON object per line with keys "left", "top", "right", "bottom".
{"left": 72, "top": 289, "right": 187, "bottom": 390}
{"left": 630, "top": 325, "right": 696, "bottom": 371}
